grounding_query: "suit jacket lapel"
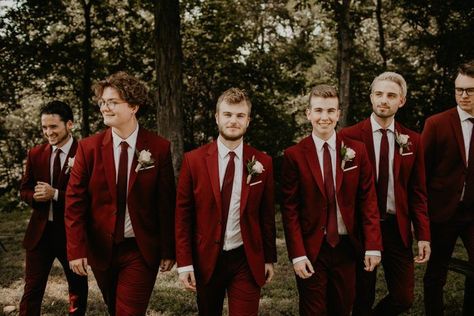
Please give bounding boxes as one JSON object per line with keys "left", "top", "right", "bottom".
{"left": 42, "top": 145, "right": 53, "bottom": 184}
{"left": 362, "top": 119, "right": 377, "bottom": 177}
{"left": 58, "top": 138, "right": 78, "bottom": 187}
{"left": 206, "top": 142, "right": 222, "bottom": 215}
{"left": 240, "top": 145, "right": 251, "bottom": 216}
{"left": 336, "top": 136, "right": 343, "bottom": 193}
{"left": 393, "top": 122, "right": 402, "bottom": 179}
{"left": 128, "top": 129, "right": 146, "bottom": 194}
{"left": 303, "top": 136, "right": 326, "bottom": 198}
{"left": 101, "top": 129, "right": 117, "bottom": 200}
{"left": 450, "top": 109, "right": 467, "bottom": 167}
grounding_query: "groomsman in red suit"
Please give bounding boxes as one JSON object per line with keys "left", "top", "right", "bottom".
{"left": 65, "top": 72, "right": 176, "bottom": 315}
{"left": 422, "top": 60, "right": 474, "bottom": 316}
{"left": 175, "top": 88, "right": 276, "bottom": 316}
{"left": 340, "top": 72, "right": 431, "bottom": 316}
{"left": 281, "top": 84, "right": 382, "bottom": 316}
{"left": 19, "top": 101, "right": 88, "bottom": 315}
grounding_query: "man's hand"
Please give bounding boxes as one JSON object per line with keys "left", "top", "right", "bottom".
{"left": 179, "top": 271, "right": 196, "bottom": 292}
{"left": 364, "top": 255, "right": 381, "bottom": 272}
{"left": 414, "top": 241, "right": 431, "bottom": 264}
{"left": 265, "top": 263, "right": 274, "bottom": 284}
{"left": 293, "top": 259, "right": 314, "bottom": 279}
{"left": 33, "top": 181, "right": 56, "bottom": 202}
{"left": 160, "top": 259, "right": 175, "bottom": 272}
{"left": 69, "top": 258, "right": 88, "bottom": 276}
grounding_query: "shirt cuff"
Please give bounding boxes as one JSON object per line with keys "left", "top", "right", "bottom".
{"left": 292, "top": 256, "right": 308, "bottom": 265}
{"left": 53, "top": 189, "right": 59, "bottom": 201}
{"left": 365, "top": 250, "right": 381, "bottom": 257}
{"left": 177, "top": 265, "right": 194, "bottom": 274}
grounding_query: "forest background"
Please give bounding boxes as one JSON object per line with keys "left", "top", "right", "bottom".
{"left": 0, "top": 0, "right": 473, "bottom": 315}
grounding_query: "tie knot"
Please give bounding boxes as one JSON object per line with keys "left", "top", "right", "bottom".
{"left": 468, "top": 118, "right": 474, "bottom": 124}
{"left": 380, "top": 129, "right": 388, "bottom": 135}
{"left": 55, "top": 148, "right": 62, "bottom": 154}
{"left": 323, "top": 142, "right": 330, "bottom": 150}
{"left": 120, "top": 141, "right": 129, "bottom": 150}
{"left": 228, "top": 151, "right": 236, "bottom": 159}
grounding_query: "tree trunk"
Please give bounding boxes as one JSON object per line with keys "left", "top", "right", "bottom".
{"left": 79, "top": 0, "right": 93, "bottom": 137}
{"left": 376, "top": 0, "right": 388, "bottom": 68}
{"left": 154, "top": 0, "right": 184, "bottom": 176}
{"left": 335, "top": 0, "right": 352, "bottom": 128}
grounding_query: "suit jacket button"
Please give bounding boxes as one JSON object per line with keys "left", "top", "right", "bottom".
{"left": 214, "top": 240, "right": 220, "bottom": 244}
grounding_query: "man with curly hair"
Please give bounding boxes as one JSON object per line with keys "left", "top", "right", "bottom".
{"left": 65, "top": 72, "right": 176, "bottom": 315}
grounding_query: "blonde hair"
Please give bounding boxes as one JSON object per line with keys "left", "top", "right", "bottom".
{"left": 371, "top": 72, "right": 407, "bottom": 98}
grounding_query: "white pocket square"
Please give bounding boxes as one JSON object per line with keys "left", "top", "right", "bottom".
{"left": 138, "top": 165, "right": 155, "bottom": 172}
{"left": 401, "top": 152, "right": 413, "bottom": 156}
{"left": 343, "top": 165, "right": 358, "bottom": 172}
{"left": 249, "top": 180, "right": 262, "bottom": 186}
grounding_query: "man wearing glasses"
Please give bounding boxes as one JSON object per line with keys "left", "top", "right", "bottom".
{"left": 422, "top": 60, "right": 474, "bottom": 316}
{"left": 65, "top": 72, "right": 176, "bottom": 315}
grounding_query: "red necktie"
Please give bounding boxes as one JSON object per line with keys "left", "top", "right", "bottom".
{"left": 324, "top": 143, "right": 339, "bottom": 247}
{"left": 52, "top": 148, "right": 62, "bottom": 188}
{"left": 221, "top": 151, "right": 236, "bottom": 244}
{"left": 464, "top": 118, "right": 474, "bottom": 205}
{"left": 377, "top": 129, "right": 389, "bottom": 218}
{"left": 114, "top": 141, "right": 128, "bottom": 244}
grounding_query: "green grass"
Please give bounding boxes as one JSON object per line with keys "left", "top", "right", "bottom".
{"left": 0, "top": 211, "right": 467, "bottom": 315}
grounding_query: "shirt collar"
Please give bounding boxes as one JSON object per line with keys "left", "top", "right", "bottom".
{"left": 52, "top": 134, "right": 73, "bottom": 154}
{"left": 217, "top": 137, "right": 243, "bottom": 161}
{"left": 112, "top": 124, "right": 139, "bottom": 150}
{"left": 371, "top": 113, "right": 395, "bottom": 133}
{"left": 457, "top": 105, "right": 474, "bottom": 122}
{"left": 311, "top": 131, "right": 336, "bottom": 152}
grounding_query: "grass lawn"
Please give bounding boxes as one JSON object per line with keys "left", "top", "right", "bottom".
{"left": 0, "top": 210, "right": 467, "bottom": 315}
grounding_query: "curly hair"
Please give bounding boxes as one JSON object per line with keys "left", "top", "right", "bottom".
{"left": 93, "top": 71, "right": 150, "bottom": 114}
{"left": 216, "top": 87, "right": 252, "bottom": 114}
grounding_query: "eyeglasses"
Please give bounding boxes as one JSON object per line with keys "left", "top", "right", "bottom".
{"left": 455, "top": 87, "right": 474, "bottom": 96}
{"left": 97, "top": 100, "right": 127, "bottom": 110}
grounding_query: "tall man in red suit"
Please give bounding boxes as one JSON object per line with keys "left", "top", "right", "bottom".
{"left": 281, "top": 84, "right": 382, "bottom": 316}
{"left": 340, "top": 72, "right": 431, "bottom": 316}
{"left": 175, "top": 88, "right": 277, "bottom": 316}
{"left": 422, "top": 60, "right": 474, "bottom": 316}
{"left": 19, "top": 101, "right": 88, "bottom": 315}
{"left": 65, "top": 72, "right": 176, "bottom": 315}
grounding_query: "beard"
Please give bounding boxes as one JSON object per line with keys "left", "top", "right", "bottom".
{"left": 218, "top": 125, "right": 246, "bottom": 141}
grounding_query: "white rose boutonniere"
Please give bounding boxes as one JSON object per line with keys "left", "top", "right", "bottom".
{"left": 246, "top": 155, "right": 265, "bottom": 184}
{"left": 135, "top": 149, "right": 155, "bottom": 172}
{"left": 341, "top": 142, "right": 356, "bottom": 169}
{"left": 65, "top": 157, "right": 75, "bottom": 174}
{"left": 395, "top": 131, "right": 411, "bottom": 154}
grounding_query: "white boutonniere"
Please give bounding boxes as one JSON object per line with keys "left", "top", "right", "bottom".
{"left": 65, "top": 157, "right": 75, "bottom": 174}
{"left": 246, "top": 155, "right": 265, "bottom": 184}
{"left": 135, "top": 149, "right": 155, "bottom": 172}
{"left": 341, "top": 142, "right": 356, "bottom": 169}
{"left": 395, "top": 131, "right": 412, "bottom": 155}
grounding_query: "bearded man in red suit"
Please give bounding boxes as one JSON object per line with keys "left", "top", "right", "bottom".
{"left": 422, "top": 60, "right": 474, "bottom": 316}
{"left": 340, "top": 72, "right": 431, "bottom": 316}
{"left": 19, "top": 100, "right": 88, "bottom": 315}
{"left": 281, "top": 84, "right": 382, "bottom": 316}
{"left": 65, "top": 72, "right": 176, "bottom": 315}
{"left": 175, "top": 88, "right": 277, "bottom": 316}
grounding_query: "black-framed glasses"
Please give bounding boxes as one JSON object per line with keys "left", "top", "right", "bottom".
{"left": 455, "top": 87, "right": 474, "bottom": 96}
{"left": 97, "top": 100, "right": 127, "bottom": 110}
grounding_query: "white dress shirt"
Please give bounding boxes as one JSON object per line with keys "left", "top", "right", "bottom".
{"left": 49, "top": 135, "right": 73, "bottom": 221}
{"left": 456, "top": 106, "right": 474, "bottom": 201}
{"left": 111, "top": 125, "right": 139, "bottom": 238}
{"left": 370, "top": 114, "right": 396, "bottom": 214}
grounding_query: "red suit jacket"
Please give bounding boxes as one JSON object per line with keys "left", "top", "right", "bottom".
{"left": 422, "top": 107, "right": 471, "bottom": 222}
{"left": 65, "top": 128, "right": 176, "bottom": 270}
{"left": 340, "top": 119, "right": 430, "bottom": 246}
{"left": 281, "top": 135, "right": 382, "bottom": 262}
{"left": 175, "top": 141, "right": 277, "bottom": 287}
{"left": 20, "top": 139, "right": 78, "bottom": 250}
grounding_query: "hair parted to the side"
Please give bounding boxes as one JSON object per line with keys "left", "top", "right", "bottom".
{"left": 216, "top": 88, "right": 252, "bottom": 114}
{"left": 457, "top": 60, "right": 474, "bottom": 78}
{"left": 40, "top": 100, "right": 74, "bottom": 123}
{"left": 308, "top": 84, "right": 339, "bottom": 108}
{"left": 93, "top": 71, "right": 150, "bottom": 115}
{"left": 371, "top": 71, "right": 407, "bottom": 98}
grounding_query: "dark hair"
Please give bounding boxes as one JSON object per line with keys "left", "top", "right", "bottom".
{"left": 457, "top": 60, "right": 474, "bottom": 78}
{"left": 216, "top": 88, "right": 252, "bottom": 114}
{"left": 40, "top": 100, "right": 74, "bottom": 122}
{"left": 93, "top": 71, "right": 150, "bottom": 115}
{"left": 308, "top": 84, "right": 339, "bottom": 108}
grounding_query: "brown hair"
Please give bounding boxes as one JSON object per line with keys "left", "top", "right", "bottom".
{"left": 457, "top": 60, "right": 474, "bottom": 78}
{"left": 216, "top": 88, "right": 252, "bottom": 114}
{"left": 308, "top": 84, "right": 338, "bottom": 107}
{"left": 93, "top": 71, "right": 150, "bottom": 113}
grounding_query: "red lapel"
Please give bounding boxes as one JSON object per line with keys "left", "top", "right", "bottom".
{"left": 41, "top": 144, "right": 53, "bottom": 184}
{"left": 240, "top": 144, "right": 251, "bottom": 216}
{"left": 361, "top": 119, "right": 377, "bottom": 177}
{"left": 450, "top": 108, "right": 467, "bottom": 167}
{"left": 302, "top": 136, "right": 326, "bottom": 198}
{"left": 57, "top": 138, "right": 78, "bottom": 187}
{"left": 128, "top": 128, "right": 147, "bottom": 194}
{"left": 101, "top": 129, "right": 117, "bottom": 201}
{"left": 206, "top": 142, "right": 222, "bottom": 216}
{"left": 336, "top": 136, "right": 343, "bottom": 193}
{"left": 393, "top": 121, "right": 403, "bottom": 179}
